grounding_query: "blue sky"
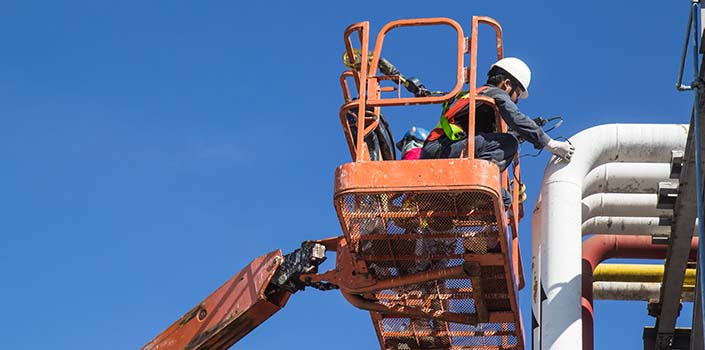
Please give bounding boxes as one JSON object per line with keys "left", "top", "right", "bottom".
{"left": 0, "top": 1, "right": 697, "bottom": 349}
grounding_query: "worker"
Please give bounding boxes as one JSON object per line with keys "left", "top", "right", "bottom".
{"left": 396, "top": 126, "right": 429, "bottom": 160}
{"left": 420, "top": 57, "right": 575, "bottom": 169}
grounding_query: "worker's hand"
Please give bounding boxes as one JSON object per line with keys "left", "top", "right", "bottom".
{"left": 544, "top": 139, "right": 575, "bottom": 162}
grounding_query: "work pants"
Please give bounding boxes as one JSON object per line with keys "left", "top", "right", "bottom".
{"left": 420, "top": 132, "right": 519, "bottom": 209}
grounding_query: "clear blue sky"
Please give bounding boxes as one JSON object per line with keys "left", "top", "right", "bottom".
{"left": 0, "top": 1, "right": 696, "bottom": 349}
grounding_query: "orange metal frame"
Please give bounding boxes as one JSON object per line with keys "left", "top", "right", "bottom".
{"left": 337, "top": 16, "right": 524, "bottom": 288}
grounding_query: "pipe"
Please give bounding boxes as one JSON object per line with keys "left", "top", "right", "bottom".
{"left": 593, "top": 264, "right": 697, "bottom": 285}
{"left": 581, "top": 235, "right": 700, "bottom": 350}
{"left": 593, "top": 282, "right": 694, "bottom": 301}
{"left": 582, "top": 163, "right": 671, "bottom": 197}
{"left": 535, "top": 163, "right": 670, "bottom": 349}
{"left": 534, "top": 124, "right": 687, "bottom": 350}
{"left": 581, "top": 193, "right": 669, "bottom": 222}
{"left": 581, "top": 216, "right": 670, "bottom": 236}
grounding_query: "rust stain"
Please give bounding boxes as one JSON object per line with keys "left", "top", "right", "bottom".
{"left": 178, "top": 304, "right": 203, "bottom": 326}
{"left": 185, "top": 316, "right": 256, "bottom": 350}
{"left": 532, "top": 257, "right": 538, "bottom": 304}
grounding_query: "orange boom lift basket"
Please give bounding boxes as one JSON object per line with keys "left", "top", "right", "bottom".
{"left": 333, "top": 17, "right": 527, "bottom": 350}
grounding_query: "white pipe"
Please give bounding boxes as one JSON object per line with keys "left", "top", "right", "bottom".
{"left": 534, "top": 165, "right": 670, "bottom": 348}
{"left": 593, "top": 281, "right": 694, "bottom": 302}
{"left": 581, "top": 216, "right": 670, "bottom": 236}
{"left": 582, "top": 163, "right": 672, "bottom": 196}
{"left": 581, "top": 193, "right": 670, "bottom": 221}
{"left": 533, "top": 124, "right": 687, "bottom": 350}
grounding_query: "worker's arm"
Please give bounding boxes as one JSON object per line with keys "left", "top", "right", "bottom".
{"left": 482, "top": 86, "right": 551, "bottom": 149}
{"left": 484, "top": 86, "right": 575, "bottom": 161}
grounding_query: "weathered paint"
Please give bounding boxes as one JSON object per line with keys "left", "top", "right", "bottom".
{"left": 142, "top": 251, "right": 290, "bottom": 350}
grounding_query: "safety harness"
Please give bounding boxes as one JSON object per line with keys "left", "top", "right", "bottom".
{"left": 427, "top": 86, "right": 498, "bottom": 142}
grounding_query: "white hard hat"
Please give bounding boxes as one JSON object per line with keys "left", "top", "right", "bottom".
{"left": 491, "top": 57, "right": 531, "bottom": 99}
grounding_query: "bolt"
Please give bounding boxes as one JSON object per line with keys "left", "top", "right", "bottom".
{"left": 198, "top": 308, "right": 207, "bottom": 321}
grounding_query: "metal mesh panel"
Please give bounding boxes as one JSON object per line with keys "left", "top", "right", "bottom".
{"left": 375, "top": 315, "right": 519, "bottom": 350}
{"left": 337, "top": 191, "right": 499, "bottom": 278}
{"left": 374, "top": 279, "right": 477, "bottom": 315}
{"left": 336, "top": 189, "right": 522, "bottom": 349}
{"left": 481, "top": 266, "right": 511, "bottom": 312}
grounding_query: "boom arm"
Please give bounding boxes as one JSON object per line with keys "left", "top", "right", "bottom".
{"left": 143, "top": 242, "right": 333, "bottom": 350}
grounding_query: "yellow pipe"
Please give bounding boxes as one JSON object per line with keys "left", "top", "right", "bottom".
{"left": 593, "top": 263, "right": 696, "bottom": 286}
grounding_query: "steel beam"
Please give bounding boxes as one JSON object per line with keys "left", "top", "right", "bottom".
{"left": 654, "top": 7, "right": 705, "bottom": 346}
{"left": 644, "top": 327, "right": 692, "bottom": 350}
{"left": 654, "top": 107, "right": 701, "bottom": 349}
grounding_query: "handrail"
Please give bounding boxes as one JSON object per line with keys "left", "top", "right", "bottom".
{"left": 366, "top": 18, "right": 466, "bottom": 107}
{"left": 339, "top": 102, "right": 358, "bottom": 160}
{"left": 467, "top": 18, "right": 525, "bottom": 288}
{"left": 343, "top": 22, "right": 367, "bottom": 92}
{"left": 340, "top": 70, "right": 356, "bottom": 103}
{"left": 467, "top": 16, "right": 504, "bottom": 159}
{"left": 344, "top": 22, "right": 371, "bottom": 162}
{"left": 339, "top": 16, "right": 508, "bottom": 163}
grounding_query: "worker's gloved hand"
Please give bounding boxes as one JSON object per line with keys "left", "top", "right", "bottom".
{"left": 544, "top": 139, "right": 575, "bottom": 162}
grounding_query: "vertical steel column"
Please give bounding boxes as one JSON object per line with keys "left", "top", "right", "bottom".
{"left": 657, "top": 2, "right": 705, "bottom": 348}
{"left": 690, "top": 0, "right": 705, "bottom": 343}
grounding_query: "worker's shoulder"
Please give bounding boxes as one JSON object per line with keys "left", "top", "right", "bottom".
{"left": 479, "top": 85, "right": 508, "bottom": 98}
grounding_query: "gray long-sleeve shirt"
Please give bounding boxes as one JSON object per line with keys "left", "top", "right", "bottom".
{"left": 455, "top": 85, "right": 551, "bottom": 150}
{"left": 481, "top": 85, "right": 551, "bottom": 149}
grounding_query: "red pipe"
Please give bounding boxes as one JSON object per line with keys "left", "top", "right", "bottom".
{"left": 581, "top": 235, "right": 699, "bottom": 350}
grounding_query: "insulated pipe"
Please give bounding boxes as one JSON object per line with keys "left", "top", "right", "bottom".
{"left": 581, "top": 216, "right": 670, "bottom": 236}
{"left": 582, "top": 163, "right": 671, "bottom": 196}
{"left": 581, "top": 193, "right": 669, "bottom": 222}
{"left": 534, "top": 165, "right": 670, "bottom": 348}
{"left": 593, "top": 282, "right": 694, "bottom": 301}
{"left": 593, "top": 264, "right": 697, "bottom": 285}
{"left": 581, "top": 235, "right": 699, "bottom": 350}
{"left": 533, "top": 124, "right": 687, "bottom": 350}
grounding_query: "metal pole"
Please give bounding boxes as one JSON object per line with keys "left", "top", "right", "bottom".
{"left": 678, "top": 5, "right": 694, "bottom": 91}
{"left": 690, "top": 0, "right": 705, "bottom": 341}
